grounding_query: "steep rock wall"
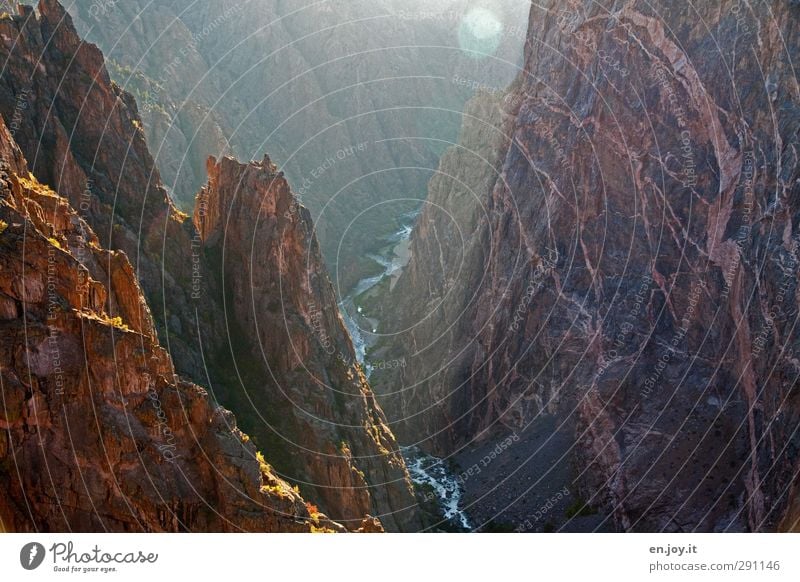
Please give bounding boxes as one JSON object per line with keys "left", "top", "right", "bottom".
{"left": 376, "top": 0, "right": 800, "bottom": 532}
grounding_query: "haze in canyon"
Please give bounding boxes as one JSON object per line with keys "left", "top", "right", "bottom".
{"left": 0, "top": 0, "right": 798, "bottom": 535}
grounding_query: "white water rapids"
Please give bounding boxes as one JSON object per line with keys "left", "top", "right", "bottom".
{"left": 339, "top": 212, "right": 472, "bottom": 530}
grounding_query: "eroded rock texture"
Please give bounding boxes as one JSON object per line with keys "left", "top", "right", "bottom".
{"left": 374, "top": 0, "right": 800, "bottom": 532}
{"left": 0, "top": 0, "right": 200, "bottom": 372}
{"left": 193, "top": 154, "right": 419, "bottom": 531}
{"left": 0, "top": 1, "right": 420, "bottom": 531}
{"left": 61, "top": 0, "right": 530, "bottom": 290}
{"left": 0, "top": 116, "right": 335, "bottom": 532}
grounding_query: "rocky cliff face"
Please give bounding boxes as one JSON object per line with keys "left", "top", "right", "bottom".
{"left": 192, "top": 154, "right": 419, "bottom": 531}
{"left": 374, "top": 0, "right": 800, "bottom": 532}
{"left": 0, "top": 0, "right": 199, "bottom": 370}
{"left": 0, "top": 115, "right": 336, "bottom": 532}
{"left": 0, "top": 1, "right": 420, "bottom": 531}
{"left": 62, "top": 0, "right": 530, "bottom": 291}
{"left": 370, "top": 87, "right": 517, "bottom": 448}
{"left": 62, "top": 0, "right": 233, "bottom": 208}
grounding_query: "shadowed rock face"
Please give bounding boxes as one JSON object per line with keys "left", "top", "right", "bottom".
{"left": 373, "top": 0, "right": 800, "bottom": 531}
{"left": 0, "top": 1, "right": 421, "bottom": 531}
{"left": 193, "top": 154, "right": 420, "bottom": 531}
{"left": 0, "top": 0, "right": 200, "bottom": 372}
{"left": 0, "top": 115, "right": 336, "bottom": 532}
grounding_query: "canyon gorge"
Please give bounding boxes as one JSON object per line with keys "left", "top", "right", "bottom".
{"left": 370, "top": 0, "right": 800, "bottom": 532}
{"left": 0, "top": 0, "right": 799, "bottom": 534}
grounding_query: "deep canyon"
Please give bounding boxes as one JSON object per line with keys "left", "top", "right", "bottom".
{"left": 0, "top": 0, "right": 799, "bottom": 533}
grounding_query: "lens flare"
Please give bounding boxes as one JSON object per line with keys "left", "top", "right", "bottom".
{"left": 458, "top": 8, "right": 503, "bottom": 58}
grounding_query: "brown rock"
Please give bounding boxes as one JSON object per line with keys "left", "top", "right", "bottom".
{"left": 374, "top": 0, "right": 800, "bottom": 532}
{"left": 0, "top": 2, "right": 421, "bottom": 531}
{"left": 193, "top": 154, "right": 421, "bottom": 531}
{"left": 0, "top": 116, "right": 333, "bottom": 532}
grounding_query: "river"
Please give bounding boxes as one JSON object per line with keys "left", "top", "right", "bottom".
{"left": 339, "top": 210, "right": 472, "bottom": 530}
{"left": 403, "top": 446, "right": 472, "bottom": 529}
{"left": 338, "top": 212, "right": 416, "bottom": 375}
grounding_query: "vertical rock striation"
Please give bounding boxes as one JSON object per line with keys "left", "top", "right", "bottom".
{"left": 0, "top": 1, "right": 421, "bottom": 531}
{"left": 375, "top": 0, "right": 800, "bottom": 532}
{"left": 193, "top": 154, "right": 420, "bottom": 531}
{"left": 0, "top": 115, "right": 337, "bottom": 532}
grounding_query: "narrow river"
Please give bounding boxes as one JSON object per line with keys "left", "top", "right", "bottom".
{"left": 338, "top": 213, "right": 416, "bottom": 376}
{"left": 339, "top": 211, "right": 472, "bottom": 530}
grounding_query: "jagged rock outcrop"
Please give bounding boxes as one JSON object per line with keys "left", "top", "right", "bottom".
{"left": 0, "top": 1, "right": 421, "bottom": 531}
{"left": 0, "top": 0, "right": 202, "bottom": 375}
{"left": 193, "top": 154, "right": 420, "bottom": 531}
{"left": 0, "top": 116, "right": 337, "bottom": 532}
{"left": 375, "top": 0, "right": 800, "bottom": 532}
{"left": 63, "top": 0, "right": 530, "bottom": 291}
